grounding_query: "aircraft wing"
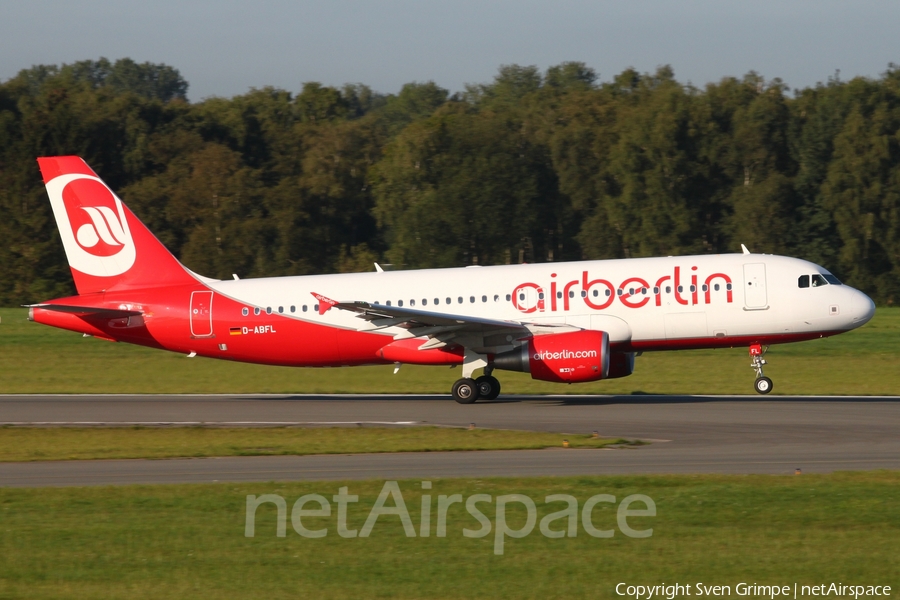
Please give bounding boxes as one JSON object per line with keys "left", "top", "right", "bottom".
{"left": 314, "top": 293, "right": 576, "bottom": 352}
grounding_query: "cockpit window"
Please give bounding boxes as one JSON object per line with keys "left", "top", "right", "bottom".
{"left": 823, "top": 274, "right": 842, "bottom": 285}
{"left": 811, "top": 274, "right": 827, "bottom": 287}
{"left": 798, "top": 275, "right": 809, "bottom": 288}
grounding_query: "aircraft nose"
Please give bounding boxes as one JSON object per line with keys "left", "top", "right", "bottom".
{"left": 850, "top": 289, "right": 876, "bottom": 326}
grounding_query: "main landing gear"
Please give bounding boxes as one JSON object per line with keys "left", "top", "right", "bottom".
{"left": 750, "top": 343, "right": 773, "bottom": 395}
{"left": 452, "top": 369, "right": 501, "bottom": 404}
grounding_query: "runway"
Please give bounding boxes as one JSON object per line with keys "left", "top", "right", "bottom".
{"left": 1, "top": 394, "right": 898, "bottom": 486}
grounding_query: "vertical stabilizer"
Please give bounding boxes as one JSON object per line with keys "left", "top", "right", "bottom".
{"left": 38, "top": 156, "right": 198, "bottom": 294}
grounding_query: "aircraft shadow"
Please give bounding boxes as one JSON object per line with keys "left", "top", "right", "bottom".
{"left": 251, "top": 393, "right": 900, "bottom": 406}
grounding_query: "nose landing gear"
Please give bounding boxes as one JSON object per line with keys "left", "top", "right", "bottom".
{"left": 750, "top": 344, "right": 773, "bottom": 394}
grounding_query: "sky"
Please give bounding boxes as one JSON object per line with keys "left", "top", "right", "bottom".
{"left": 1, "top": 0, "right": 898, "bottom": 101}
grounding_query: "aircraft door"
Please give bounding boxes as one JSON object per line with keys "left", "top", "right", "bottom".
{"left": 190, "top": 290, "right": 214, "bottom": 337}
{"left": 743, "top": 263, "right": 768, "bottom": 309}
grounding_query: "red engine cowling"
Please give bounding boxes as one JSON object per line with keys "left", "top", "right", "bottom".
{"left": 492, "top": 330, "right": 610, "bottom": 383}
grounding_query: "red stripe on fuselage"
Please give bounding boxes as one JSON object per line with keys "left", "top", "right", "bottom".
{"left": 622, "top": 330, "right": 844, "bottom": 352}
{"left": 32, "top": 285, "right": 849, "bottom": 367}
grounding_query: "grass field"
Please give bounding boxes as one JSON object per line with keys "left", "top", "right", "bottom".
{"left": 0, "top": 472, "right": 897, "bottom": 599}
{"left": 0, "top": 426, "right": 629, "bottom": 462}
{"left": 1, "top": 307, "right": 899, "bottom": 395}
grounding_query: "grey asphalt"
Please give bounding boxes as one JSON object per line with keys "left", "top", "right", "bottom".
{"left": 1, "top": 394, "right": 898, "bottom": 487}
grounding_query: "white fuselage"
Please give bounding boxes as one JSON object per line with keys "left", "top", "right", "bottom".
{"left": 207, "top": 253, "right": 875, "bottom": 350}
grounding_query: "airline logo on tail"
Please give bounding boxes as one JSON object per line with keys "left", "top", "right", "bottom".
{"left": 45, "top": 174, "right": 136, "bottom": 277}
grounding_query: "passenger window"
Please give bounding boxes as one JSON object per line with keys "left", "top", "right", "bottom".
{"left": 302, "top": 305, "right": 308, "bottom": 312}
{"left": 641, "top": 288, "right": 647, "bottom": 295}
{"left": 593, "top": 290, "right": 599, "bottom": 297}
{"left": 482, "top": 295, "right": 487, "bottom": 302}
{"left": 422, "top": 299, "right": 427, "bottom": 306}
{"left": 290, "top": 306, "right": 296, "bottom": 313}
{"left": 798, "top": 275, "right": 810, "bottom": 288}
{"left": 446, "top": 298, "right": 451, "bottom": 304}
{"left": 568, "top": 291, "right": 575, "bottom": 298}
{"left": 435, "top": 298, "right": 440, "bottom": 305}
{"left": 266, "top": 307, "right": 272, "bottom": 314}
{"left": 677, "top": 286, "right": 683, "bottom": 293}
{"left": 653, "top": 287, "right": 659, "bottom": 294}
{"left": 314, "top": 304, "right": 319, "bottom": 312}
{"left": 278, "top": 306, "right": 284, "bottom": 313}
{"left": 469, "top": 296, "right": 475, "bottom": 303}
{"left": 519, "top": 293, "right": 525, "bottom": 301}
{"left": 812, "top": 275, "right": 827, "bottom": 287}
{"left": 398, "top": 300, "right": 404, "bottom": 307}
{"left": 714, "top": 284, "right": 720, "bottom": 291}
{"left": 254, "top": 307, "right": 261, "bottom": 315}
{"left": 605, "top": 289, "right": 611, "bottom": 297}
{"left": 556, "top": 291, "right": 563, "bottom": 299}
{"left": 458, "top": 297, "right": 463, "bottom": 304}
{"left": 410, "top": 299, "right": 415, "bottom": 306}
{"left": 617, "top": 289, "right": 623, "bottom": 296}
{"left": 242, "top": 307, "right": 249, "bottom": 316}
{"left": 666, "top": 286, "right": 672, "bottom": 294}
{"left": 386, "top": 301, "right": 392, "bottom": 306}
{"left": 581, "top": 291, "right": 587, "bottom": 297}
{"left": 689, "top": 285, "right": 696, "bottom": 293}
{"left": 506, "top": 294, "right": 511, "bottom": 301}
{"left": 538, "top": 292, "right": 544, "bottom": 300}
{"left": 701, "top": 285, "right": 708, "bottom": 292}
{"left": 494, "top": 295, "right": 499, "bottom": 302}
{"left": 628, "top": 288, "right": 635, "bottom": 295}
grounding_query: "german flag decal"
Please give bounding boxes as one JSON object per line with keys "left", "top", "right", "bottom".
{"left": 229, "top": 327, "right": 243, "bottom": 336}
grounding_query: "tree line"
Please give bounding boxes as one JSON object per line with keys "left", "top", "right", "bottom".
{"left": 1, "top": 57, "right": 898, "bottom": 305}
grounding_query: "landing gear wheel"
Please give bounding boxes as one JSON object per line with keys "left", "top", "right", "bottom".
{"left": 452, "top": 378, "right": 479, "bottom": 404}
{"left": 754, "top": 376, "right": 773, "bottom": 395}
{"left": 749, "top": 344, "right": 772, "bottom": 395}
{"left": 474, "top": 375, "right": 501, "bottom": 400}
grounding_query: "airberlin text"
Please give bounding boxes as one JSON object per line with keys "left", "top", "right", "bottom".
{"left": 245, "top": 481, "right": 656, "bottom": 555}
{"left": 512, "top": 266, "right": 734, "bottom": 314}
{"left": 534, "top": 349, "right": 598, "bottom": 361}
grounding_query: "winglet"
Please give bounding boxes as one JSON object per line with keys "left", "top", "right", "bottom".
{"left": 741, "top": 244, "right": 751, "bottom": 255}
{"left": 311, "top": 292, "right": 338, "bottom": 315}
{"left": 374, "top": 263, "right": 384, "bottom": 273}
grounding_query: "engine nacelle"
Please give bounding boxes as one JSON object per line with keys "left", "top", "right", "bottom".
{"left": 492, "top": 330, "right": 610, "bottom": 383}
{"left": 607, "top": 351, "right": 636, "bottom": 379}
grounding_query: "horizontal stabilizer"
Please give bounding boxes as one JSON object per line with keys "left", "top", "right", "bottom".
{"left": 25, "top": 304, "right": 143, "bottom": 318}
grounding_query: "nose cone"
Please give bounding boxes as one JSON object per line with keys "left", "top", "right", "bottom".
{"left": 850, "top": 290, "right": 876, "bottom": 327}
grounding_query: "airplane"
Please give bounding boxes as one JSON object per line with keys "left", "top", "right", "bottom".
{"left": 27, "top": 156, "right": 876, "bottom": 402}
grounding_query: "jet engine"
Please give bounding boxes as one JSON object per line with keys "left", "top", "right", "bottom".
{"left": 606, "top": 351, "right": 636, "bottom": 379}
{"left": 492, "top": 330, "right": 610, "bottom": 383}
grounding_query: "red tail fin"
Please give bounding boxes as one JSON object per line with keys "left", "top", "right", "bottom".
{"left": 38, "top": 156, "right": 198, "bottom": 294}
